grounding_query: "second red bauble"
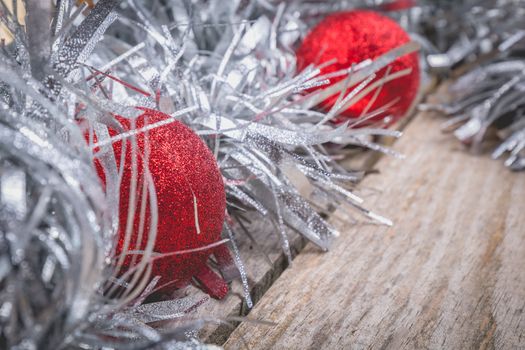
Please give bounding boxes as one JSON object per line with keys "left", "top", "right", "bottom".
{"left": 296, "top": 10, "right": 420, "bottom": 126}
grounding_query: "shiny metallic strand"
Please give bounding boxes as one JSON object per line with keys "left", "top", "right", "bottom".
{"left": 421, "top": 56, "right": 525, "bottom": 171}
{"left": 399, "top": 0, "right": 525, "bottom": 170}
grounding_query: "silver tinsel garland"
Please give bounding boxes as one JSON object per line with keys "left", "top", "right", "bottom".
{"left": 1, "top": 0, "right": 523, "bottom": 349}
{"left": 422, "top": 55, "right": 525, "bottom": 171}
{"left": 106, "top": 0, "right": 409, "bottom": 243}
{"left": 413, "top": 0, "right": 525, "bottom": 170}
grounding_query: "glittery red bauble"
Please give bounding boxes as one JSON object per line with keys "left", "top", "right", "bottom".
{"left": 296, "top": 10, "right": 420, "bottom": 126}
{"left": 95, "top": 108, "right": 230, "bottom": 299}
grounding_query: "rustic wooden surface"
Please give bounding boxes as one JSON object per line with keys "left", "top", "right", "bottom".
{"left": 223, "top": 109, "right": 525, "bottom": 349}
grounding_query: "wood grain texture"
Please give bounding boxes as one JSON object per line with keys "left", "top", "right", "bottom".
{"left": 224, "top": 110, "right": 525, "bottom": 349}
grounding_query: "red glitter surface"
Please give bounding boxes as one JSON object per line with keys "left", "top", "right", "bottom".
{"left": 97, "top": 108, "right": 227, "bottom": 298}
{"left": 296, "top": 10, "right": 420, "bottom": 126}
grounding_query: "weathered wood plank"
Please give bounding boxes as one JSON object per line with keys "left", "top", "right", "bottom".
{"left": 223, "top": 108, "right": 525, "bottom": 349}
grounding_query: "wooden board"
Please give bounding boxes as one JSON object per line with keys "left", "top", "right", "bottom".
{"left": 223, "top": 109, "right": 525, "bottom": 349}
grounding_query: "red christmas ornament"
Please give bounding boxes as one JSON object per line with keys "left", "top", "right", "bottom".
{"left": 296, "top": 10, "right": 420, "bottom": 126}
{"left": 93, "top": 108, "right": 234, "bottom": 299}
